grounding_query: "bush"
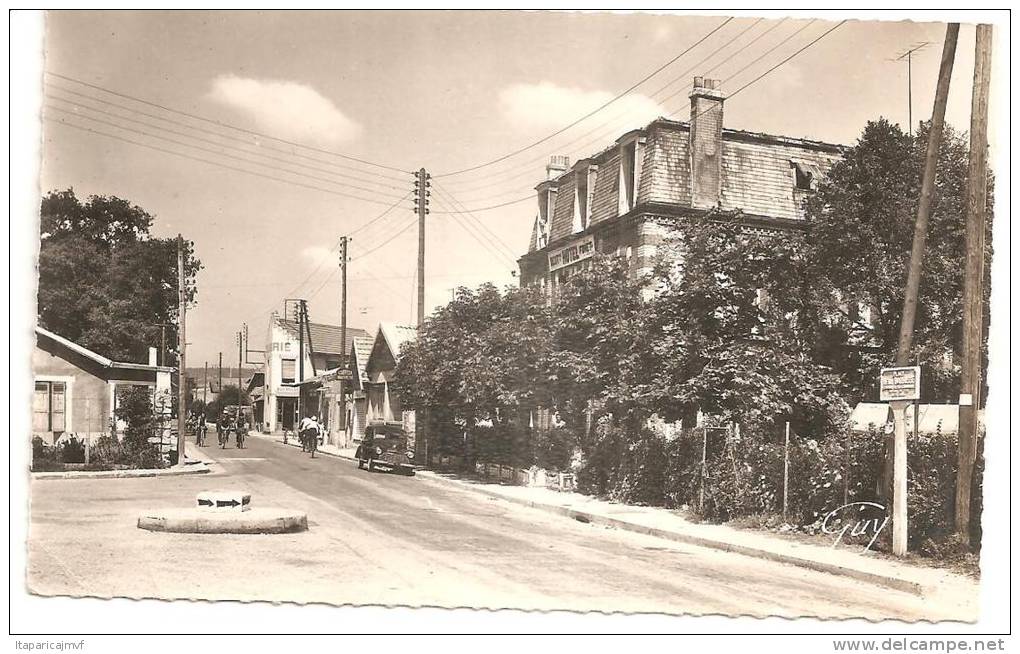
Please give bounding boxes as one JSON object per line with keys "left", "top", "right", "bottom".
{"left": 60, "top": 436, "right": 86, "bottom": 464}
{"left": 532, "top": 427, "right": 575, "bottom": 471}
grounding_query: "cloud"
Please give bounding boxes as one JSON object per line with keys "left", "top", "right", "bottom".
{"left": 300, "top": 245, "right": 334, "bottom": 265}
{"left": 208, "top": 75, "right": 361, "bottom": 145}
{"left": 498, "top": 82, "right": 665, "bottom": 132}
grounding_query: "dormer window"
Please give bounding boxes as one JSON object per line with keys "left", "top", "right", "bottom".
{"left": 572, "top": 160, "right": 596, "bottom": 233}
{"left": 537, "top": 213, "right": 549, "bottom": 250}
{"left": 791, "top": 159, "right": 821, "bottom": 191}
{"left": 617, "top": 132, "right": 646, "bottom": 214}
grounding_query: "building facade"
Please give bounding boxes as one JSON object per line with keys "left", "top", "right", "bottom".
{"left": 261, "top": 314, "right": 368, "bottom": 434}
{"left": 518, "top": 77, "right": 844, "bottom": 293}
{"left": 33, "top": 326, "right": 174, "bottom": 447}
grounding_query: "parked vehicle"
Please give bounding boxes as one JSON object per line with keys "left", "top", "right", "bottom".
{"left": 355, "top": 423, "right": 415, "bottom": 475}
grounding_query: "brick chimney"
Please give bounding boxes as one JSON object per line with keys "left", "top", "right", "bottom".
{"left": 546, "top": 155, "right": 569, "bottom": 180}
{"left": 689, "top": 77, "right": 725, "bottom": 208}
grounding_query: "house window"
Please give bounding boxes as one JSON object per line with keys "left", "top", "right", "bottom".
{"left": 281, "top": 358, "right": 296, "bottom": 384}
{"left": 617, "top": 136, "right": 645, "bottom": 214}
{"left": 790, "top": 159, "right": 821, "bottom": 191}
{"left": 572, "top": 162, "right": 597, "bottom": 233}
{"left": 34, "top": 381, "right": 66, "bottom": 433}
{"left": 574, "top": 174, "right": 589, "bottom": 232}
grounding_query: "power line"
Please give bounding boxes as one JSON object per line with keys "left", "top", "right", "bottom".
{"left": 45, "top": 115, "right": 415, "bottom": 208}
{"left": 430, "top": 21, "right": 844, "bottom": 214}
{"left": 45, "top": 95, "right": 410, "bottom": 195}
{"left": 45, "top": 82, "right": 410, "bottom": 188}
{"left": 707, "top": 20, "right": 847, "bottom": 112}
{"left": 282, "top": 190, "right": 413, "bottom": 302}
{"left": 350, "top": 216, "right": 418, "bottom": 259}
{"left": 432, "top": 181, "right": 519, "bottom": 260}
{"left": 431, "top": 193, "right": 517, "bottom": 268}
{"left": 438, "top": 17, "right": 828, "bottom": 206}
{"left": 433, "top": 16, "right": 735, "bottom": 178}
{"left": 440, "top": 18, "right": 792, "bottom": 196}
{"left": 45, "top": 70, "right": 412, "bottom": 176}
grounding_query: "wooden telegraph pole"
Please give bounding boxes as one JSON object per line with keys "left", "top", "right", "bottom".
{"left": 414, "top": 168, "right": 430, "bottom": 464}
{"left": 339, "top": 236, "right": 348, "bottom": 446}
{"left": 176, "top": 235, "right": 187, "bottom": 465}
{"left": 888, "top": 24, "right": 959, "bottom": 556}
{"left": 956, "top": 24, "right": 993, "bottom": 538}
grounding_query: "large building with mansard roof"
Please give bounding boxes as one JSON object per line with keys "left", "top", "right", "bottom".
{"left": 517, "top": 77, "right": 845, "bottom": 296}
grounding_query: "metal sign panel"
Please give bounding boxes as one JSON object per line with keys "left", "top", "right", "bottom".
{"left": 548, "top": 237, "right": 595, "bottom": 272}
{"left": 880, "top": 366, "right": 921, "bottom": 402}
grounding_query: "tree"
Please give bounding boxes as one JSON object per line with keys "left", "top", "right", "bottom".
{"left": 648, "top": 212, "right": 847, "bottom": 436}
{"left": 803, "top": 119, "right": 994, "bottom": 403}
{"left": 395, "top": 283, "right": 555, "bottom": 463}
{"left": 207, "top": 385, "right": 250, "bottom": 421}
{"left": 37, "top": 189, "right": 202, "bottom": 364}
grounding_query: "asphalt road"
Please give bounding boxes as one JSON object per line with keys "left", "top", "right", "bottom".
{"left": 28, "top": 433, "right": 968, "bottom": 620}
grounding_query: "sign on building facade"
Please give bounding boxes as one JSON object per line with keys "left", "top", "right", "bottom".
{"left": 548, "top": 237, "right": 595, "bottom": 272}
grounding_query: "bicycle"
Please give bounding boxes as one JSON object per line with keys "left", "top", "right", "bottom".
{"left": 235, "top": 426, "right": 245, "bottom": 449}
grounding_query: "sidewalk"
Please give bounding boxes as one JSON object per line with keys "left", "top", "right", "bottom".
{"left": 247, "top": 430, "right": 977, "bottom": 606}
{"left": 414, "top": 470, "right": 977, "bottom": 603}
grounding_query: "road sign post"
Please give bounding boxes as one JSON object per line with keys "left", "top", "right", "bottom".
{"left": 881, "top": 366, "right": 921, "bottom": 556}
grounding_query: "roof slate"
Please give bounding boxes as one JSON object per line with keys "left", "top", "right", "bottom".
{"left": 277, "top": 319, "right": 370, "bottom": 355}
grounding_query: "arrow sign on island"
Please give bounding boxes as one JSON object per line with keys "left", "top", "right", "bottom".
{"left": 196, "top": 490, "right": 252, "bottom": 513}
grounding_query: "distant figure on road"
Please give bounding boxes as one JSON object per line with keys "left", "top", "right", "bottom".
{"left": 298, "top": 415, "right": 313, "bottom": 452}
{"left": 299, "top": 415, "right": 321, "bottom": 458}
{"left": 196, "top": 413, "right": 207, "bottom": 447}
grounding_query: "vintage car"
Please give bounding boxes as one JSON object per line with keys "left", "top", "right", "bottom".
{"left": 355, "top": 423, "right": 415, "bottom": 475}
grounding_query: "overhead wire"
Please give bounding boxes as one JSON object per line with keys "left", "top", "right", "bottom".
{"left": 429, "top": 19, "right": 844, "bottom": 213}
{"left": 44, "top": 82, "right": 410, "bottom": 188}
{"left": 432, "top": 16, "right": 735, "bottom": 178}
{"left": 43, "top": 103, "right": 410, "bottom": 201}
{"left": 441, "top": 17, "right": 793, "bottom": 198}
{"left": 45, "top": 71, "right": 412, "bottom": 176}
{"left": 439, "top": 17, "right": 791, "bottom": 200}
{"left": 45, "top": 115, "right": 415, "bottom": 209}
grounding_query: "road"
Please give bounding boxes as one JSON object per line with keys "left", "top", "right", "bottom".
{"left": 28, "top": 433, "right": 967, "bottom": 620}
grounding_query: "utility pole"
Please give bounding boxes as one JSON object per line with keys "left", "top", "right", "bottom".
{"left": 203, "top": 361, "right": 208, "bottom": 405}
{"left": 887, "top": 23, "right": 959, "bottom": 557}
{"left": 413, "top": 167, "right": 431, "bottom": 465}
{"left": 237, "top": 330, "right": 243, "bottom": 427}
{"left": 176, "top": 235, "right": 187, "bottom": 465}
{"left": 956, "top": 23, "right": 993, "bottom": 538}
{"left": 339, "top": 236, "right": 348, "bottom": 445}
{"left": 218, "top": 352, "right": 223, "bottom": 393}
{"left": 414, "top": 168, "right": 431, "bottom": 328}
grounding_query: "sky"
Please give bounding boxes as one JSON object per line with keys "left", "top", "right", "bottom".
{"left": 37, "top": 10, "right": 993, "bottom": 367}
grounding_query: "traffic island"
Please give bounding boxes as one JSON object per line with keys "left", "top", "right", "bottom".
{"left": 137, "top": 489, "right": 307, "bottom": 534}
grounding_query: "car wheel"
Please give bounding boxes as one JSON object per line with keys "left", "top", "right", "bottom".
{"left": 357, "top": 459, "right": 364, "bottom": 469}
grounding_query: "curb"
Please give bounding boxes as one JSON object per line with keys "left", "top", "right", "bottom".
{"left": 32, "top": 461, "right": 211, "bottom": 481}
{"left": 413, "top": 471, "right": 927, "bottom": 597}
{"left": 137, "top": 507, "right": 308, "bottom": 534}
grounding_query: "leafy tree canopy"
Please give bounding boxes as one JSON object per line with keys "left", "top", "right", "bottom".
{"left": 37, "top": 188, "right": 202, "bottom": 363}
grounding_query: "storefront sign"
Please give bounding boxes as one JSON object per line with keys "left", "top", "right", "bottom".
{"left": 548, "top": 237, "right": 595, "bottom": 272}
{"left": 879, "top": 366, "right": 921, "bottom": 402}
